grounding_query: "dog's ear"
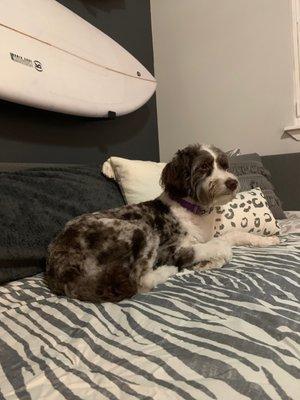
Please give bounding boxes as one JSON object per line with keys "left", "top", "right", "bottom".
{"left": 161, "top": 147, "right": 196, "bottom": 198}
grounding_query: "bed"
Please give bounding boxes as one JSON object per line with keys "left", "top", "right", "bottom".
{"left": 0, "top": 212, "right": 299, "bottom": 400}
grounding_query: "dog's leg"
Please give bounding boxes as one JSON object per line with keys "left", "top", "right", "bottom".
{"left": 218, "top": 231, "right": 280, "bottom": 247}
{"left": 190, "top": 233, "right": 280, "bottom": 272}
{"left": 173, "top": 238, "right": 233, "bottom": 272}
{"left": 192, "top": 239, "right": 233, "bottom": 263}
{"left": 138, "top": 265, "right": 178, "bottom": 292}
{"left": 139, "top": 238, "right": 238, "bottom": 289}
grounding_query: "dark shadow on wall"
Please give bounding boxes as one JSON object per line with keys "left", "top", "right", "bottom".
{"left": 0, "top": 99, "right": 150, "bottom": 149}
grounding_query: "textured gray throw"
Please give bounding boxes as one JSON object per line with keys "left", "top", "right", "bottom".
{"left": 0, "top": 165, "right": 124, "bottom": 283}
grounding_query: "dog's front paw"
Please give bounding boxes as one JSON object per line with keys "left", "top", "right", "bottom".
{"left": 247, "top": 235, "right": 281, "bottom": 248}
{"left": 208, "top": 239, "right": 233, "bottom": 263}
{"left": 262, "top": 236, "right": 281, "bottom": 247}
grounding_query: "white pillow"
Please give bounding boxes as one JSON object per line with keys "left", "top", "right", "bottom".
{"left": 214, "top": 188, "right": 280, "bottom": 237}
{"left": 102, "top": 157, "right": 165, "bottom": 204}
{"left": 102, "top": 149, "right": 241, "bottom": 205}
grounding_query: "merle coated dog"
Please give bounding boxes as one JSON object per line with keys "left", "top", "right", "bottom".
{"left": 46, "top": 144, "right": 279, "bottom": 302}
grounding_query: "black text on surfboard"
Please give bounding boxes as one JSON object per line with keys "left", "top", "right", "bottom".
{"left": 10, "top": 53, "right": 43, "bottom": 72}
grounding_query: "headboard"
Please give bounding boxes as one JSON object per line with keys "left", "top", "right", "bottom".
{"left": 262, "top": 152, "right": 300, "bottom": 211}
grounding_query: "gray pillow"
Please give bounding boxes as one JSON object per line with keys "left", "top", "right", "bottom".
{"left": 0, "top": 165, "right": 125, "bottom": 284}
{"left": 238, "top": 174, "right": 274, "bottom": 192}
{"left": 229, "top": 153, "right": 271, "bottom": 178}
{"left": 229, "top": 154, "right": 286, "bottom": 219}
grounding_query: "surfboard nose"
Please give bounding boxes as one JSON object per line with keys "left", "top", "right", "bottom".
{"left": 131, "top": 62, "right": 156, "bottom": 83}
{"left": 115, "top": 76, "right": 157, "bottom": 117}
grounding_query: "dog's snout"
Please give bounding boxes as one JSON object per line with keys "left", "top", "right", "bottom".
{"left": 225, "top": 178, "right": 238, "bottom": 191}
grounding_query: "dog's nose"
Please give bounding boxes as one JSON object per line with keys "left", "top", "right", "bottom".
{"left": 225, "top": 178, "right": 238, "bottom": 191}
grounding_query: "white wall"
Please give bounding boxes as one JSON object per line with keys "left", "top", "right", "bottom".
{"left": 150, "top": 0, "right": 299, "bottom": 161}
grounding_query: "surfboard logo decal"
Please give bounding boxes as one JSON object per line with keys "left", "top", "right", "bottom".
{"left": 10, "top": 52, "right": 43, "bottom": 72}
{"left": 34, "top": 60, "right": 43, "bottom": 72}
{"left": 10, "top": 52, "right": 33, "bottom": 68}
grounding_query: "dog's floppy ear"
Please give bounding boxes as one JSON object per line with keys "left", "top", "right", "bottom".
{"left": 160, "top": 148, "right": 194, "bottom": 198}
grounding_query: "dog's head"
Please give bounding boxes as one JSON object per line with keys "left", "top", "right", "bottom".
{"left": 161, "top": 144, "right": 239, "bottom": 206}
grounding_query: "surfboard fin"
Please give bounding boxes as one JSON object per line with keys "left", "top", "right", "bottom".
{"left": 107, "top": 111, "right": 117, "bottom": 120}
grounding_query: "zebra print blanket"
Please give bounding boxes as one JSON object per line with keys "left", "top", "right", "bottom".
{"left": 0, "top": 233, "right": 299, "bottom": 400}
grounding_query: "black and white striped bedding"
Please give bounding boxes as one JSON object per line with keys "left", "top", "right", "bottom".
{"left": 0, "top": 233, "right": 299, "bottom": 400}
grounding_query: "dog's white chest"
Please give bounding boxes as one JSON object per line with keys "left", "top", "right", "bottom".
{"left": 172, "top": 206, "right": 216, "bottom": 244}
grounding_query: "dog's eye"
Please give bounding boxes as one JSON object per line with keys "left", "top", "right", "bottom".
{"left": 219, "top": 160, "right": 229, "bottom": 170}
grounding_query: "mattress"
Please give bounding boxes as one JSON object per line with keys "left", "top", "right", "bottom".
{"left": 0, "top": 216, "right": 299, "bottom": 400}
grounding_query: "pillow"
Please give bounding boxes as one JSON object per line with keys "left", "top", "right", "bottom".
{"left": 237, "top": 173, "right": 274, "bottom": 192}
{"left": 229, "top": 153, "right": 270, "bottom": 178}
{"left": 229, "top": 154, "right": 286, "bottom": 219}
{"left": 0, "top": 165, "right": 124, "bottom": 284}
{"left": 102, "top": 157, "right": 165, "bottom": 204}
{"left": 226, "top": 148, "right": 242, "bottom": 157}
{"left": 214, "top": 188, "right": 280, "bottom": 237}
{"left": 102, "top": 149, "right": 241, "bottom": 204}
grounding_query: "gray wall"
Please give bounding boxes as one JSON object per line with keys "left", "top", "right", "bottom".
{"left": 0, "top": 0, "right": 159, "bottom": 164}
{"left": 151, "top": 0, "right": 299, "bottom": 161}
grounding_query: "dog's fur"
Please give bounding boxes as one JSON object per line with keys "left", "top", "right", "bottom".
{"left": 45, "top": 144, "right": 279, "bottom": 302}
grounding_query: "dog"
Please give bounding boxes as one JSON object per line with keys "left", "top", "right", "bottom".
{"left": 45, "top": 144, "right": 279, "bottom": 302}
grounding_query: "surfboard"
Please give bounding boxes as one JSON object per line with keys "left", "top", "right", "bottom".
{"left": 0, "top": 0, "right": 157, "bottom": 117}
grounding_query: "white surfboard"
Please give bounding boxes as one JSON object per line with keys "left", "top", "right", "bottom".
{"left": 0, "top": 0, "right": 157, "bottom": 117}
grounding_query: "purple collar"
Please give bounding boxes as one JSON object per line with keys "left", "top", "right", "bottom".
{"left": 174, "top": 198, "right": 213, "bottom": 215}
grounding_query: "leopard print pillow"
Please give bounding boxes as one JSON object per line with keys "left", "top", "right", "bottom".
{"left": 214, "top": 188, "right": 280, "bottom": 237}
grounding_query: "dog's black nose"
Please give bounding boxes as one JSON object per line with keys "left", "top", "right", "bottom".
{"left": 225, "top": 178, "right": 238, "bottom": 191}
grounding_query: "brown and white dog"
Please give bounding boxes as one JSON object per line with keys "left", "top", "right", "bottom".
{"left": 45, "top": 144, "right": 279, "bottom": 302}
